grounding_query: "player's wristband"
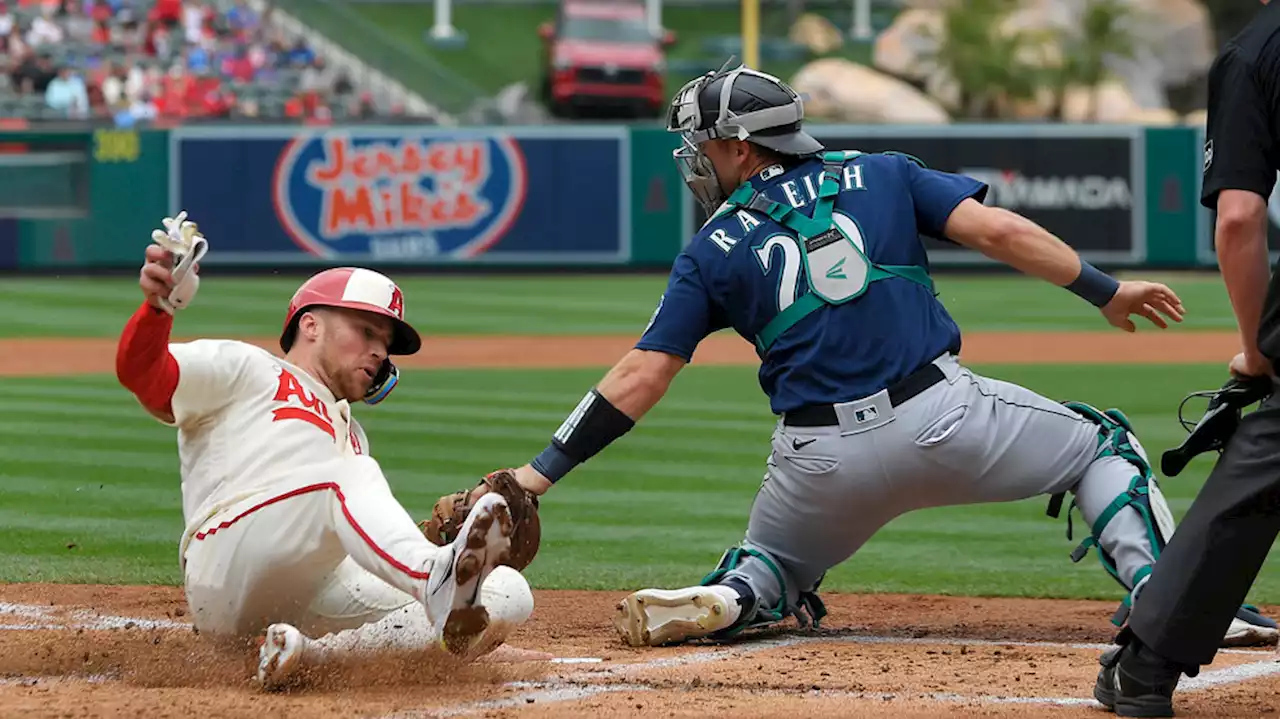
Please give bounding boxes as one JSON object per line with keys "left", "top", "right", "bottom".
{"left": 531, "top": 443, "right": 577, "bottom": 484}
{"left": 1065, "top": 260, "right": 1120, "bottom": 308}
{"left": 531, "top": 388, "right": 636, "bottom": 483}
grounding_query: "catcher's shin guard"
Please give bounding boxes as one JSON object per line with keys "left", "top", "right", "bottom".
{"left": 1047, "top": 403, "right": 1175, "bottom": 627}
{"left": 698, "top": 546, "right": 827, "bottom": 639}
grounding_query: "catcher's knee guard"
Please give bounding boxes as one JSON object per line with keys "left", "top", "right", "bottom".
{"left": 1047, "top": 402, "right": 1176, "bottom": 627}
{"left": 699, "top": 546, "right": 827, "bottom": 638}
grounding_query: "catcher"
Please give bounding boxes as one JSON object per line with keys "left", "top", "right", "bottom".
{"left": 116, "top": 212, "right": 545, "bottom": 689}
{"left": 427, "top": 61, "right": 1278, "bottom": 650}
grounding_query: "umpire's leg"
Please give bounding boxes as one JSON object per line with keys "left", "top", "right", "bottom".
{"left": 1128, "top": 393, "right": 1280, "bottom": 667}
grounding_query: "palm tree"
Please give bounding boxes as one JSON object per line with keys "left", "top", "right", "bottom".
{"left": 924, "top": 0, "right": 1047, "bottom": 120}
{"left": 1049, "top": 0, "right": 1140, "bottom": 121}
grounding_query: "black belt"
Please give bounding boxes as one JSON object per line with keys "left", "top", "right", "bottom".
{"left": 782, "top": 363, "right": 946, "bottom": 427}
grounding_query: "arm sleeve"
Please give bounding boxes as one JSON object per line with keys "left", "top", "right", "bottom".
{"left": 116, "top": 301, "right": 180, "bottom": 420}
{"left": 165, "top": 339, "right": 251, "bottom": 427}
{"left": 902, "top": 156, "right": 990, "bottom": 240}
{"left": 633, "top": 252, "right": 724, "bottom": 362}
{"left": 1201, "top": 47, "right": 1276, "bottom": 209}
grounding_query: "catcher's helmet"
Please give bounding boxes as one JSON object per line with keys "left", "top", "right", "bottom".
{"left": 666, "top": 58, "right": 823, "bottom": 215}
{"left": 280, "top": 267, "right": 422, "bottom": 356}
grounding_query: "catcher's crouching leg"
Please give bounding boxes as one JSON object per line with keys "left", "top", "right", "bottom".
{"left": 1049, "top": 402, "right": 1278, "bottom": 647}
{"left": 613, "top": 545, "right": 826, "bottom": 647}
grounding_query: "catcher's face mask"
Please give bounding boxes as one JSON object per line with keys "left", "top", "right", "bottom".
{"left": 665, "top": 62, "right": 812, "bottom": 217}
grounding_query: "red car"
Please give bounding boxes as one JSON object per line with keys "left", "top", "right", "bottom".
{"left": 538, "top": 1, "right": 675, "bottom": 119}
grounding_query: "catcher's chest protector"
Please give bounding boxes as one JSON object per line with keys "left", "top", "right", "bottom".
{"left": 715, "top": 151, "right": 935, "bottom": 354}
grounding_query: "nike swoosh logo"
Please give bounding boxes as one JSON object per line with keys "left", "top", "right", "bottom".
{"left": 792, "top": 438, "right": 818, "bottom": 450}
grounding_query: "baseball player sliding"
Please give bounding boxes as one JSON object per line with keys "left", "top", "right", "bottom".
{"left": 440, "top": 61, "right": 1278, "bottom": 650}
{"left": 115, "top": 214, "right": 544, "bottom": 689}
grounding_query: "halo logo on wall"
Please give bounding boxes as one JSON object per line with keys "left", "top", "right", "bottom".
{"left": 272, "top": 132, "right": 528, "bottom": 260}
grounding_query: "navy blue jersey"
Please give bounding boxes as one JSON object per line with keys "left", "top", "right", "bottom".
{"left": 635, "top": 150, "right": 987, "bottom": 414}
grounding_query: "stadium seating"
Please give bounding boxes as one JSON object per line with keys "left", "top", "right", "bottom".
{"left": 0, "top": 0, "right": 388, "bottom": 123}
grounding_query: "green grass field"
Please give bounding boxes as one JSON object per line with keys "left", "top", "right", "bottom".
{"left": 2, "top": 272, "right": 1277, "bottom": 608}
{"left": 0, "top": 272, "right": 1243, "bottom": 339}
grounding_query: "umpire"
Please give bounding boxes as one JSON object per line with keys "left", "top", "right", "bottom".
{"left": 1092, "top": 1, "right": 1280, "bottom": 716}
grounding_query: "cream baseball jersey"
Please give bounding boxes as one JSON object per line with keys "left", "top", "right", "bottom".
{"left": 160, "top": 339, "right": 371, "bottom": 553}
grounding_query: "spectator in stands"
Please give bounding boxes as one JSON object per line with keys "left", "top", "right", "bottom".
{"left": 12, "top": 50, "right": 55, "bottom": 94}
{"left": 234, "top": 96, "right": 258, "bottom": 118}
{"left": 45, "top": 66, "right": 89, "bottom": 118}
{"left": 187, "top": 38, "right": 213, "bottom": 74}
{"left": 123, "top": 56, "right": 146, "bottom": 102}
{"left": 348, "top": 91, "right": 376, "bottom": 119}
{"left": 286, "top": 36, "right": 313, "bottom": 67}
{"left": 100, "top": 59, "right": 126, "bottom": 107}
{"left": 300, "top": 55, "right": 335, "bottom": 95}
{"left": 62, "top": 0, "right": 95, "bottom": 43}
{"left": 0, "top": 2, "right": 14, "bottom": 37}
{"left": 91, "top": 17, "right": 111, "bottom": 44}
{"left": 182, "top": 0, "right": 204, "bottom": 43}
{"left": 150, "top": 0, "right": 180, "bottom": 31}
{"left": 148, "top": 21, "right": 177, "bottom": 60}
{"left": 113, "top": 9, "right": 144, "bottom": 50}
{"left": 27, "top": 5, "right": 64, "bottom": 47}
{"left": 127, "top": 87, "right": 157, "bottom": 121}
{"left": 225, "top": 0, "right": 256, "bottom": 34}
{"left": 220, "top": 45, "right": 252, "bottom": 83}
{"left": 333, "top": 70, "right": 353, "bottom": 97}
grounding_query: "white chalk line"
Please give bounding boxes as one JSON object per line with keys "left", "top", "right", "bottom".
{"left": 0, "top": 602, "right": 1277, "bottom": 715}
{"left": 0, "top": 673, "right": 115, "bottom": 687}
{"left": 0, "top": 602, "right": 187, "bottom": 632}
{"left": 409, "top": 632, "right": 1280, "bottom": 718}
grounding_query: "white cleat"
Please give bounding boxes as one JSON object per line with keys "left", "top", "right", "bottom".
{"left": 423, "top": 492, "right": 514, "bottom": 652}
{"left": 256, "top": 623, "right": 306, "bottom": 690}
{"left": 613, "top": 587, "right": 737, "bottom": 647}
{"left": 1223, "top": 605, "right": 1280, "bottom": 648}
{"left": 1225, "top": 617, "right": 1280, "bottom": 647}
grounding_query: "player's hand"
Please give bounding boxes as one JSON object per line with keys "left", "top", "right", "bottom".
{"left": 139, "top": 243, "right": 176, "bottom": 310}
{"left": 1230, "top": 351, "right": 1273, "bottom": 379}
{"left": 466, "top": 465, "right": 551, "bottom": 502}
{"left": 1099, "top": 280, "right": 1185, "bottom": 333}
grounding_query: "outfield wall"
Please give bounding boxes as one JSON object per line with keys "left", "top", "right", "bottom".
{"left": 0, "top": 123, "right": 1242, "bottom": 271}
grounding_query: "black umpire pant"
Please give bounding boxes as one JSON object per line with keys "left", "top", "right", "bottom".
{"left": 1129, "top": 382, "right": 1280, "bottom": 667}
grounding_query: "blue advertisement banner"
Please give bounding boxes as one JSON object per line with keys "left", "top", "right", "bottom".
{"left": 170, "top": 126, "right": 630, "bottom": 265}
{"left": 684, "top": 125, "right": 1147, "bottom": 266}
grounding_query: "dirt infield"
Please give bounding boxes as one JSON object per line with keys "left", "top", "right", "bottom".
{"left": 1, "top": 330, "right": 1268, "bottom": 717}
{"left": 0, "top": 330, "right": 1245, "bottom": 376}
{"left": 3, "top": 584, "right": 1278, "bottom": 718}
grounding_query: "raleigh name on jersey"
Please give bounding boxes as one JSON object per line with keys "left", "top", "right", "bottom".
{"left": 638, "top": 151, "right": 985, "bottom": 414}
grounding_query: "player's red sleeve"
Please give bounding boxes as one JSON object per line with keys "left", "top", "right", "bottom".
{"left": 116, "top": 300, "right": 180, "bottom": 417}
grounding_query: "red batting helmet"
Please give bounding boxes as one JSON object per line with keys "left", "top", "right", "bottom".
{"left": 280, "top": 267, "right": 422, "bottom": 355}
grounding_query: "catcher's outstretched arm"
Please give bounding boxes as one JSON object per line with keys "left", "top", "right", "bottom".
{"left": 515, "top": 349, "right": 686, "bottom": 494}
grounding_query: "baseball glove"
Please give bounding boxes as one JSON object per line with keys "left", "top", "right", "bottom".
{"left": 420, "top": 469, "right": 541, "bottom": 571}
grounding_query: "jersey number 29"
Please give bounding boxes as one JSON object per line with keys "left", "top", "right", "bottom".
{"left": 752, "top": 212, "right": 869, "bottom": 312}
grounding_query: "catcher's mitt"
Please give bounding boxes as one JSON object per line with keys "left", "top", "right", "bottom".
{"left": 420, "top": 469, "right": 541, "bottom": 571}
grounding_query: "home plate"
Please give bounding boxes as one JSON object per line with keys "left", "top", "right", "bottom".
{"left": 551, "top": 657, "right": 604, "bottom": 664}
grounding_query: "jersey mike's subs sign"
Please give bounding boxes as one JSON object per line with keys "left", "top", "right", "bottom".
{"left": 687, "top": 126, "right": 1143, "bottom": 266}
{"left": 169, "top": 126, "right": 630, "bottom": 266}
{"left": 273, "top": 134, "right": 526, "bottom": 260}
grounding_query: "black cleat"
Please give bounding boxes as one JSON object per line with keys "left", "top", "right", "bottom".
{"left": 1094, "top": 643, "right": 1186, "bottom": 717}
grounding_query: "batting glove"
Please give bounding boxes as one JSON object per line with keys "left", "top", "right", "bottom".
{"left": 150, "top": 210, "right": 209, "bottom": 314}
